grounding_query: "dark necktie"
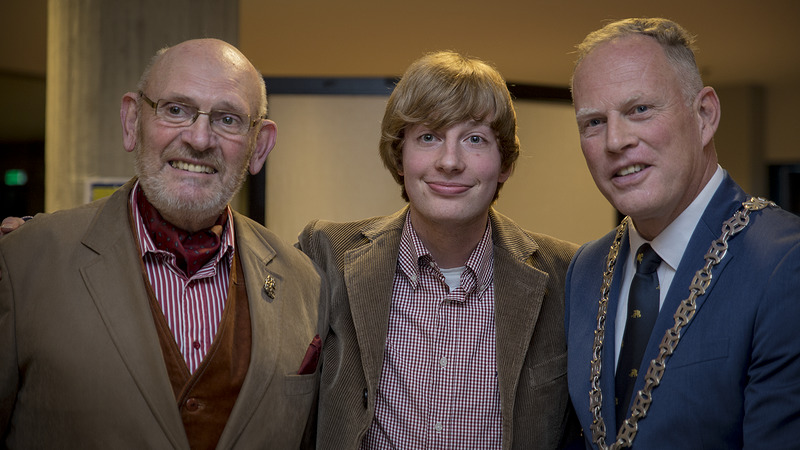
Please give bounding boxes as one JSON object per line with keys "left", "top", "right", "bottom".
{"left": 615, "top": 243, "right": 661, "bottom": 430}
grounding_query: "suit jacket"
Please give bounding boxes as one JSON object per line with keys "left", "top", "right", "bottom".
{"left": 565, "top": 174, "right": 800, "bottom": 449}
{"left": 0, "top": 180, "right": 328, "bottom": 449}
{"left": 299, "top": 207, "right": 580, "bottom": 449}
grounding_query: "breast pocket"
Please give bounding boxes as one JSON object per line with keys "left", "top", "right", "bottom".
{"left": 528, "top": 351, "right": 568, "bottom": 387}
{"left": 667, "top": 338, "right": 729, "bottom": 370}
{"left": 516, "top": 352, "right": 570, "bottom": 420}
{"left": 284, "top": 372, "right": 319, "bottom": 396}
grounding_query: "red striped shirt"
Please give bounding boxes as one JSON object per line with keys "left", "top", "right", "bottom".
{"left": 363, "top": 213, "right": 501, "bottom": 449}
{"left": 130, "top": 184, "right": 234, "bottom": 374}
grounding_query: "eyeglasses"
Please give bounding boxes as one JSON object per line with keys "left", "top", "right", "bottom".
{"left": 139, "top": 91, "right": 262, "bottom": 136}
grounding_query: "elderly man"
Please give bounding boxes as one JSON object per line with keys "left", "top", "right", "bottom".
{"left": 565, "top": 18, "right": 800, "bottom": 449}
{"left": 0, "top": 39, "right": 327, "bottom": 449}
{"left": 300, "top": 51, "right": 579, "bottom": 449}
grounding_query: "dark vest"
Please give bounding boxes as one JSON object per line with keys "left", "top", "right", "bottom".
{"left": 145, "top": 251, "right": 252, "bottom": 449}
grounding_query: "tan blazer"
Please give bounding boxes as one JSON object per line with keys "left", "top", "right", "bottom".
{"left": 0, "top": 180, "right": 328, "bottom": 449}
{"left": 299, "top": 207, "right": 580, "bottom": 450}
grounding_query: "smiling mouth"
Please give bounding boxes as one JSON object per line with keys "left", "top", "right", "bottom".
{"left": 170, "top": 160, "right": 217, "bottom": 174}
{"left": 427, "top": 182, "right": 471, "bottom": 195}
{"left": 615, "top": 164, "right": 647, "bottom": 177}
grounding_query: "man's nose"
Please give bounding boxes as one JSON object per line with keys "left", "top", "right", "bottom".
{"left": 182, "top": 112, "right": 214, "bottom": 151}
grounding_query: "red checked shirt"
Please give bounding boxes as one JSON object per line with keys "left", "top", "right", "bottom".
{"left": 130, "top": 183, "right": 234, "bottom": 374}
{"left": 362, "top": 214, "right": 502, "bottom": 449}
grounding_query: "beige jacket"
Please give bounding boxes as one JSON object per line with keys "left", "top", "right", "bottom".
{"left": 0, "top": 180, "right": 328, "bottom": 449}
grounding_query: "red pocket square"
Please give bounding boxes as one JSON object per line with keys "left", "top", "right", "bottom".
{"left": 297, "top": 334, "right": 322, "bottom": 375}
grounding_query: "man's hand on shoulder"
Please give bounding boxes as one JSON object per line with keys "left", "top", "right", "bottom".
{"left": 0, "top": 217, "right": 27, "bottom": 237}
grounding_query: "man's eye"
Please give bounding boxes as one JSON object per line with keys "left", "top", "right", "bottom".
{"left": 634, "top": 105, "right": 649, "bottom": 114}
{"left": 421, "top": 134, "right": 434, "bottom": 142}
{"left": 220, "top": 114, "right": 242, "bottom": 126}
{"left": 163, "top": 103, "right": 190, "bottom": 117}
{"left": 468, "top": 136, "right": 483, "bottom": 144}
{"left": 588, "top": 118, "right": 603, "bottom": 127}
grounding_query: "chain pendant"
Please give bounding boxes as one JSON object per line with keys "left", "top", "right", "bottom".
{"left": 587, "top": 198, "right": 775, "bottom": 449}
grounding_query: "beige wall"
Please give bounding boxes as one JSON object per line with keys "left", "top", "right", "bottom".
{"left": 265, "top": 94, "right": 615, "bottom": 245}
{"left": 264, "top": 84, "right": 797, "bottom": 247}
{"left": 765, "top": 81, "right": 800, "bottom": 163}
{"left": 264, "top": 94, "right": 406, "bottom": 243}
{"left": 1, "top": 1, "right": 797, "bottom": 230}
{"left": 495, "top": 101, "right": 615, "bottom": 244}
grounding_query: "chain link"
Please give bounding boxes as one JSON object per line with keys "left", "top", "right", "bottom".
{"left": 588, "top": 197, "right": 776, "bottom": 449}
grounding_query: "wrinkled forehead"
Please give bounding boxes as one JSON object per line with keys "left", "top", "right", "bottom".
{"left": 147, "top": 43, "right": 259, "bottom": 113}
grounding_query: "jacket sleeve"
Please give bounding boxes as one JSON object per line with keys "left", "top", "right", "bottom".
{"left": 743, "top": 239, "right": 800, "bottom": 447}
{"left": 0, "top": 247, "right": 19, "bottom": 437}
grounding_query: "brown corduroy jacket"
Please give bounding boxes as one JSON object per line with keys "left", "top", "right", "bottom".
{"left": 299, "top": 207, "right": 580, "bottom": 450}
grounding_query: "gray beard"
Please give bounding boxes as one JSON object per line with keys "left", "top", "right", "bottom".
{"left": 134, "top": 147, "right": 249, "bottom": 232}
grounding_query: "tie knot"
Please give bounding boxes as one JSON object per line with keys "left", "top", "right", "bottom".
{"left": 635, "top": 244, "right": 661, "bottom": 274}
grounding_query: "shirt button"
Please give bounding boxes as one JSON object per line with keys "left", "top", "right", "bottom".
{"left": 185, "top": 398, "right": 199, "bottom": 412}
{"left": 192, "top": 341, "right": 201, "bottom": 350}
{"left": 434, "top": 422, "right": 443, "bottom": 432}
{"left": 439, "top": 357, "right": 448, "bottom": 368}
{"left": 363, "top": 388, "right": 368, "bottom": 408}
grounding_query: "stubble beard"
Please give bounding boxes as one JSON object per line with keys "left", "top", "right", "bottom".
{"left": 133, "top": 127, "right": 252, "bottom": 231}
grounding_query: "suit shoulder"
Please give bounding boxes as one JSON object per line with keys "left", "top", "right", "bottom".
{"left": 527, "top": 231, "right": 580, "bottom": 256}
{"left": 0, "top": 200, "right": 105, "bottom": 255}
{"left": 521, "top": 232, "right": 579, "bottom": 279}
{"left": 232, "top": 212, "right": 318, "bottom": 270}
{"left": 301, "top": 213, "right": 402, "bottom": 252}
{"left": 297, "top": 213, "right": 405, "bottom": 275}
{"left": 750, "top": 206, "right": 800, "bottom": 244}
{"left": 732, "top": 206, "right": 800, "bottom": 270}
{"left": 491, "top": 210, "right": 579, "bottom": 263}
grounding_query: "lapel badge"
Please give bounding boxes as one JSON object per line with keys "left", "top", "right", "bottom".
{"left": 264, "top": 274, "right": 276, "bottom": 299}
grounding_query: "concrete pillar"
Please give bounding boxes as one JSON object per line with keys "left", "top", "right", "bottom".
{"left": 45, "top": 0, "right": 239, "bottom": 211}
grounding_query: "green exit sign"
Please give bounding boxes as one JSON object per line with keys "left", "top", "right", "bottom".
{"left": 5, "top": 169, "right": 28, "bottom": 186}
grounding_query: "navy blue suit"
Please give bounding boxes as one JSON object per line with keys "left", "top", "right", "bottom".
{"left": 566, "top": 174, "right": 800, "bottom": 449}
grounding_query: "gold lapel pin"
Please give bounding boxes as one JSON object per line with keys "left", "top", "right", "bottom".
{"left": 264, "top": 274, "right": 276, "bottom": 299}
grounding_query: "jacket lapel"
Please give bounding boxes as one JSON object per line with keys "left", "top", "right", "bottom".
{"left": 623, "top": 175, "right": 748, "bottom": 436}
{"left": 490, "top": 210, "right": 551, "bottom": 415}
{"left": 218, "top": 213, "right": 279, "bottom": 448}
{"left": 79, "top": 181, "right": 189, "bottom": 449}
{"left": 345, "top": 210, "right": 406, "bottom": 387}
{"left": 648, "top": 175, "right": 748, "bottom": 359}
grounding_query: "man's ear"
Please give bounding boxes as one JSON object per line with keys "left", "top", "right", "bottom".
{"left": 120, "top": 92, "right": 140, "bottom": 152}
{"left": 695, "top": 86, "right": 721, "bottom": 147}
{"left": 248, "top": 119, "right": 277, "bottom": 175}
{"left": 498, "top": 163, "right": 513, "bottom": 184}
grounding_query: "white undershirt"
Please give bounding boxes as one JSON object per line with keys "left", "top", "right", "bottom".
{"left": 440, "top": 266, "right": 467, "bottom": 291}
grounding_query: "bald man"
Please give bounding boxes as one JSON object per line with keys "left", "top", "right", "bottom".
{"left": 0, "top": 39, "right": 327, "bottom": 449}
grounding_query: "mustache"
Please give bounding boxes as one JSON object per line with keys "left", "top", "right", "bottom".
{"left": 163, "top": 146, "right": 224, "bottom": 169}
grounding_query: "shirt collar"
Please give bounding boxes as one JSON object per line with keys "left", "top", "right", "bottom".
{"left": 397, "top": 212, "right": 494, "bottom": 295}
{"left": 629, "top": 165, "right": 724, "bottom": 270}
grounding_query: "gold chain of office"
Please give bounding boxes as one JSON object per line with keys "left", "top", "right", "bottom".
{"left": 588, "top": 197, "right": 777, "bottom": 449}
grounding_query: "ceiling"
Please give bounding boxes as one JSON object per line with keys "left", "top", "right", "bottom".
{"left": 238, "top": 0, "right": 800, "bottom": 87}
{"left": 3, "top": 0, "right": 799, "bottom": 88}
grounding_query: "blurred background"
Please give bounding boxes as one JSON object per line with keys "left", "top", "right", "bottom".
{"left": 1, "top": 0, "right": 798, "bottom": 244}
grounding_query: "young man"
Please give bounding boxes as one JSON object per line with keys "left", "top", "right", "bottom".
{"left": 565, "top": 18, "right": 800, "bottom": 449}
{"left": 0, "top": 39, "right": 327, "bottom": 448}
{"left": 300, "top": 51, "right": 579, "bottom": 449}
